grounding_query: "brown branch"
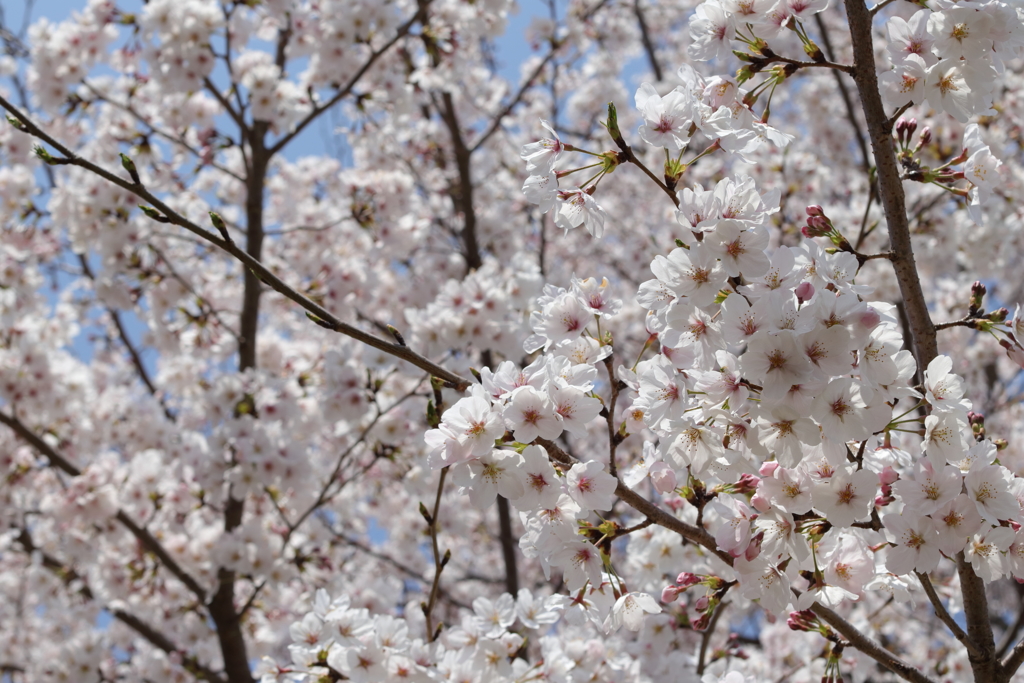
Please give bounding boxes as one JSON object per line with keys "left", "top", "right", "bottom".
{"left": 76, "top": 255, "right": 175, "bottom": 422}
{"left": 632, "top": 0, "right": 663, "bottom": 82}
{"left": 496, "top": 497, "right": 520, "bottom": 595}
{"left": 602, "top": 355, "right": 623, "bottom": 477}
{"left": 536, "top": 437, "right": 730, "bottom": 564}
{"left": 470, "top": 46, "right": 561, "bottom": 154}
{"left": 1002, "top": 634, "right": 1024, "bottom": 677}
{"left": 841, "top": 2, "right": 975, "bottom": 670}
{"left": 697, "top": 600, "right": 727, "bottom": 674}
{"left": 916, "top": 571, "right": 980, "bottom": 658}
{"left": 997, "top": 584, "right": 1024, "bottom": 659}
{"left": 267, "top": 4, "right": 429, "bottom": 155}
{"left": 811, "top": 602, "right": 939, "bottom": 683}
{"left": 326, "top": 528, "right": 473, "bottom": 610}
{"left": 842, "top": 0, "right": 937, "bottom": 368}
{"left": 814, "top": 12, "right": 870, "bottom": 172}
{"left": 0, "top": 410, "right": 209, "bottom": 602}
{"left": 423, "top": 466, "right": 450, "bottom": 641}
{"left": 435, "top": 90, "right": 483, "bottom": 271}
{"left": 0, "top": 94, "right": 472, "bottom": 391}
{"left": 13, "top": 529, "right": 226, "bottom": 683}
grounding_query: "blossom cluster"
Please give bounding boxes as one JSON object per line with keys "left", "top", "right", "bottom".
{"left": 521, "top": 69, "right": 791, "bottom": 240}
{"left": 879, "top": 2, "right": 1024, "bottom": 122}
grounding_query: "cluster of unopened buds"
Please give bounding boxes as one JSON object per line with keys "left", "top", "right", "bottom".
{"left": 661, "top": 572, "right": 732, "bottom": 631}
{"left": 787, "top": 610, "right": 849, "bottom": 683}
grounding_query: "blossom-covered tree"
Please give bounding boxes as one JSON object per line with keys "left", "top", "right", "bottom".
{"left": 1, "top": 0, "right": 1024, "bottom": 681}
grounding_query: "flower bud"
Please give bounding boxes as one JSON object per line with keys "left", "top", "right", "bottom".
{"left": 895, "top": 118, "right": 909, "bottom": 145}
{"left": 675, "top": 572, "right": 701, "bottom": 588}
{"left": 968, "top": 411, "right": 985, "bottom": 438}
{"left": 734, "top": 473, "right": 760, "bottom": 494}
{"left": 906, "top": 118, "right": 918, "bottom": 137}
{"left": 787, "top": 610, "right": 821, "bottom": 632}
{"left": 860, "top": 306, "right": 882, "bottom": 329}
{"left": 806, "top": 204, "right": 825, "bottom": 217}
{"left": 694, "top": 595, "right": 710, "bottom": 611}
{"left": 661, "top": 585, "right": 683, "bottom": 603}
{"left": 879, "top": 466, "right": 899, "bottom": 487}
{"left": 750, "top": 493, "right": 771, "bottom": 513}
{"left": 919, "top": 126, "right": 932, "bottom": 145}
{"left": 803, "top": 216, "right": 831, "bottom": 238}
{"left": 650, "top": 461, "right": 678, "bottom": 494}
{"left": 795, "top": 281, "right": 815, "bottom": 304}
{"left": 970, "top": 281, "right": 987, "bottom": 313}
{"left": 809, "top": 215, "right": 830, "bottom": 230}
{"left": 744, "top": 533, "right": 763, "bottom": 560}
{"left": 759, "top": 461, "right": 779, "bottom": 477}
{"left": 1001, "top": 340, "right": 1024, "bottom": 369}
{"left": 989, "top": 307, "right": 1009, "bottom": 323}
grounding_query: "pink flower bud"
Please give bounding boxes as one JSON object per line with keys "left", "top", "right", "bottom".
{"left": 860, "top": 306, "right": 881, "bottom": 329}
{"left": 806, "top": 205, "right": 824, "bottom": 217}
{"left": 906, "top": 118, "right": 918, "bottom": 137}
{"left": 649, "top": 462, "right": 677, "bottom": 494}
{"left": 808, "top": 215, "right": 829, "bottom": 230}
{"left": 750, "top": 493, "right": 771, "bottom": 513}
{"left": 676, "top": 572, "right": 701, "bottom": 588}
{"left": 661, "top": 585, "right": 683, "bottom": 603}
{"left": 733, "top": 473, "right": 760, "bottom": 494}
{"left": 803, "top": 216, "right": 831, "bottom": 238}
{"left": 744, "top": 533, "right": 763, "bottom": 561}
{"left": 1001, "top": 340, "right": 1024, "bottom": 369}
{"left": 795, "top": 281, "right": 815, "bottom": 304}
{"left": 665, "top": 497, "right": 685, "bottom": 511}
{"left": 759, "top": 461, "right": 779, "bottom": 477}
{"left": 919, "top": 126, "right": 932, "bottom": 145}
{"left": 694, "top": 595, "right": 710, "bottom": 611}
{"left": 787, "top": 609, "right": 820, "bottom": 632}
{"left": 879, "top": 466, "right": 899, "bottom": 487}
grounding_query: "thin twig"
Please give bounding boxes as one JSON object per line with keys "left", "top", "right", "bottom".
{"left": 268, "top": 4, "right": 430, "bottom": 155}
{"left": 0, "top": 410, "right": 209, "bottom": 602}
{"left": 812, "top": 602, "right": 939, "bottom": 683}
{"left": 13, "top": 529, "right": 225, "bottom": 683}
{"left": 916, "top": 571, "right": 981, "bottom": 658}
{"left": 423, "top": 466, "right": 450, "bottom": 641}
{"left": 0, "top": 94, "right": 472, "bottom": 391}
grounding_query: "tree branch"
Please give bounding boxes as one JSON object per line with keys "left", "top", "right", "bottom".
{"left": 0, "top": 94, "right": 472, "bottom": 392}
{"left": 267, "top": 4, "right": 429, "bottom": 155}
{"left": 76, "top": 255, "right": 175, "bottom": 422}
{"left": 0, "top": 410, "right": 209, "bottom": 602}
{"left": 536, "top": 437, "right": 730, "bottom": 564}
{"left": 633, "top": 0, "right": 664, "bottom": 82}
{"left": 811, "top": 602, "right": 939, "bottom": 683}
{"left": 916, "top": 571, "right": 980, "bottom": 658}
{"left": 14, "top": 529, "right": 226, "bottom": 683}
